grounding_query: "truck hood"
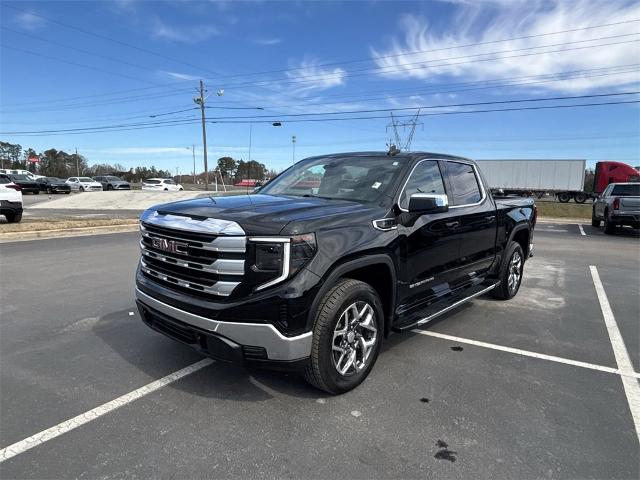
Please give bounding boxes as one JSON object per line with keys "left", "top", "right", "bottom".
{"left": 148, "top": 194, "right": 377, "bottom": 235}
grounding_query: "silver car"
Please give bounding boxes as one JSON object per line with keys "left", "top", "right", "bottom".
{"left": 592, "top": 182, "right": 640, "bottom": 234}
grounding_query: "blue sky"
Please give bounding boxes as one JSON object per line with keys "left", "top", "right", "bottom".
{"left": 1, "top": 0, "right": 639, "bottom": 174}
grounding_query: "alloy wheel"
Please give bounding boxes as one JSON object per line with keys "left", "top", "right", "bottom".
{"left": 331, "top": 301, "right": 377, "bottom": 377}
{"left": 507, "top": 251, "right": 522, "bottom": 293}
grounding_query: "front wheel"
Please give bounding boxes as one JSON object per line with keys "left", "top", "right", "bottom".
{"left": 304, "top": 279, "right": 383, "bottom": 395}
{"left": 79, "top": 186, "right": 85, "bottom": 192}
{"left": 492, "top": 242, "right": 525, "bottom": 300}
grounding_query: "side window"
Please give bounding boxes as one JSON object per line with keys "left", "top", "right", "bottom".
{"left": 447, "top": 162, "right": 482, "bottom": 206}
{"left": 399, "top": 160, "right": 446, "bottom": 210}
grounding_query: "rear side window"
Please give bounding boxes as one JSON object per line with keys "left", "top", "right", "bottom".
{"left": 399, "top": 160, "right": 446, "bottom": 210}
{"left": 0, "top": 176, "right": 10, "bottom": 184}
{"left": 611, "top": 184, "right": 640, "bottom": 196}
{"left": 446, "top": 162, "right": 482, "bottom": 205}
{"left": 145, "top": 179, "right": 161, "bottom": 184}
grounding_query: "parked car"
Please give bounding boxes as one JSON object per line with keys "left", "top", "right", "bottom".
{"left": 0, "top": 168, "right": 45, "bottom": 180}
{"left": 6, "top": 174, "right": 40, "bottom": 194}
{"left": 592, "top": 182, "right": 640, "bottom": 233}
{"left": 93, "top": 175, "right": 131, "bottom": 191}
{"left": 142, "top": 178, "right": 183, "bottom": 191}
{"left": 135, "top": 151, "right": 536, "bottom": 394}
{"left": 66, "top": 177, "right": 103, "bottom": 192}
{"left": 0, "top": 175, "right": 23, "bottom": 223}
{"left": 37, "top": 177, "right": 71, "bottom": 194}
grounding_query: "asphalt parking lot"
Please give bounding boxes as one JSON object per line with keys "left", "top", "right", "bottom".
{"left": 1, "top": 222, "right": 638, "bottom": 479}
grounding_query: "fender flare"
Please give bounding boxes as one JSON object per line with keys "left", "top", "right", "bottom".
{"left": 506, "top": 223, "right": 531, "bottom": 257}
{"left": 306, "top": 254, "right": 397, "bottom": 336}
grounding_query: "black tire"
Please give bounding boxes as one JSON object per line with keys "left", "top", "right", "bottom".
{"left": 47, "top": 187, "right": 53, "bottom": 194}
{"left": 574, "top": 192, "right": 587, "bottom": 203}
{"left": 604, "top": 211, "right": 616, "bottom": 234}
{"left": 107, "top": 184, "right": 113, "bottom": 191}
{"left": 5, "top": 211, "right": 22, "bottom": 223}
{"left": 79, "top": 186, "right": 85, "bottom": 192}
{"left": 557, "top": 192, "right": 571, "bottom": 203}
{"left": 304, "top": 279, "right": 384, "bottom": 395}
{"left": 491, "top": 242, "right": 525, "bottom": 300}
{"left": 164, "top": 188, "right": 169, "bottom": 191}
{"left": 33, "top": 190, "right": 39, "bottom": 195}
{"left": 591, "top": 208, "right": 600, "bottom": 227}
{"left": 65, "top": 191, "right": 70, "bottom": 194}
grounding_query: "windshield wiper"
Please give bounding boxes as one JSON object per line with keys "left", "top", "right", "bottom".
{"left": 301, "top": 194, "right": 335, "bottom": 200}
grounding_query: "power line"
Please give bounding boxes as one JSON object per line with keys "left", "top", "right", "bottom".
{"left": 3, "top": 94, "right": 638, "bottom": 135}
{"left": 215, "top": 38, "right": 640, "bottom": 89}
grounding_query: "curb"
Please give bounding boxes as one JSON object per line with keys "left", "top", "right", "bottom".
{"left": 0, "top": 223, "right": 139, "bottom": 243}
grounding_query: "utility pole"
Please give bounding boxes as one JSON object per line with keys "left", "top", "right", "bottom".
{"left": 191, "top": 145, "right": 196, "bottom": 185}
{"left": 194, "top": 80, "right": 209, "bottom": 190}
{"left": 292, "top": 135, "right": 296, "bottom": 164}
{"left": 75, "top": 147, "right": 79, "bottom": 176}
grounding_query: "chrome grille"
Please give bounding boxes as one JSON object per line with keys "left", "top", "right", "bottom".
{"left": 139, "top": 212, "right": 246, "bottom": 298}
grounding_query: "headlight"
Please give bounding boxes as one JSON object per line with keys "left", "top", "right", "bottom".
{"left": 250, "top": 233, "right": 317, "bottom": 291}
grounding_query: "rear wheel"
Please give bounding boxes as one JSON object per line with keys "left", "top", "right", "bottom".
{"left": 557, "top": 192, "right": 571, "bottom": 203}
{"left": 574, "top": 192, "right": 587, "bottom": 203}
{"left": 492, "top": 242, "right": 524, "bottom": 300}
{"left": 604, "top": 211, "right": 616, "bottom": 234}
{"left": 304, "top": 279, "right": 383, "bottom": 395}
{"left": 5, "top": 211, "right": 22, "bottom": 223}
{"left": 33, "top": 190, "right": 39, "bottom": 195}
{"left": 591, "top": 208, "right": 600, "bottom": 227}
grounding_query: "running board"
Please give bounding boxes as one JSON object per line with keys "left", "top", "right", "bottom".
{"left": 392, "top": 282, "right": 499, "bottom": 332}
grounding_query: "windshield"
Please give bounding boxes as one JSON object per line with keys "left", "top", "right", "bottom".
{"left": 11, "top": 175, "right": 29, "bottom": 181}
{"left": 79, "top": 177, "right": 94, "bottom": 182}
{"left": 259, "top": 156, "right": 408, "bottom": 202}
{"left": 611, "top": 184, "right": 640, "bottom": 196}
{"left": 47, "top": 177, "right": 61, "bottom": 182}
{"left": 107, "top": 176, "right": 122, "bottom": 181}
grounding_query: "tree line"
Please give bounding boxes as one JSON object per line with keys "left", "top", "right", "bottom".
{"left": 0, "top": 141, "right": 278, "bottom": 184}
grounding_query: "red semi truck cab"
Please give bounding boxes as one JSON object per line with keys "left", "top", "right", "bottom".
{"left": 594, "top": 161, "right": 640, "bottom": 194}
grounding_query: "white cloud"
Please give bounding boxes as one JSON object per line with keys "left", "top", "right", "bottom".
{"left": 14, "top": 10, "right": 45, "bottom": 31}
{"left": 371, "top": 0, "right": 640, "bottom": 93}
{"left": 254, "top": 38, "right": 283, "bottom": 46}
{"left": 286, "top": 57, "right": 346, "bottom": 95}
{"left": 161, "top": 71, "right": 200, "bottom": 81}
{"left": 151, "top": 17, "right": 219, "bottom": 43}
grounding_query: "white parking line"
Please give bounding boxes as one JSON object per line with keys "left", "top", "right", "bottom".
{"left": 0, "top": 358, "right": 213, "bottom": 463}
{"left": 589, "top": 266, "right": 640, "bottom": 445}
{"left": 578, "top": 224, "right": 586, "bottom": 236}
{"left": 412, "top": 330, "right": 640, "bottom": 379}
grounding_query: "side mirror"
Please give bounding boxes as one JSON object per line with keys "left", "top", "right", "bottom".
{"left": 408, "top": 193, "right": 449, "bottom": 214}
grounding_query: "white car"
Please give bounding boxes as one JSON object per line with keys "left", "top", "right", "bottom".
{"left": 66, "top": 177, "right": 103, "bottom": 192}
{"left": 142, "top": 178, "right": 184, "bottom": 191}
{"left": 0, "top": 175, "right": 23, "bottom": 223}
{"left": 0, "top": 168, "right": 45, "bottom": 180}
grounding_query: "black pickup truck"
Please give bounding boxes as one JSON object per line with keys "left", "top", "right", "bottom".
{"left": 136, "top": 152, "right": 536, "bottom": 394}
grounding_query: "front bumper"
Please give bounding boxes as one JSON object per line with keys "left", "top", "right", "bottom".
{"left": 136, "top": 288, "right": 312, "bottom": 364}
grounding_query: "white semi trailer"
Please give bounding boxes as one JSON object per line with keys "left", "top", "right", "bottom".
{"left": 475, "top": 159, "right": 587, "bottom": 203}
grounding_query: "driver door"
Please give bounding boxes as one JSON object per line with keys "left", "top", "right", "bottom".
{"left": 397, "top": 160, "right": 464, "bottom": 312}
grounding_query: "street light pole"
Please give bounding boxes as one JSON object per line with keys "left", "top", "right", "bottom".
{"left": 291, "top": 135, "right": 296, "bottom": 164}
{"left": 191, "top": 145, "right": 196, "bottom": 185}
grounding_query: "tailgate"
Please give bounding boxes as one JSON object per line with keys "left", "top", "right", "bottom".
{"left": 620, "top": 197, "right": 640, "bottom": 212}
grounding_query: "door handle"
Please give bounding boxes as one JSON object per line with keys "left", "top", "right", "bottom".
{"left": 445, "top": 221, "right": 460, "bottom": 229}
{"left": 485, "top": 215, "right": 496, "bottom": 222}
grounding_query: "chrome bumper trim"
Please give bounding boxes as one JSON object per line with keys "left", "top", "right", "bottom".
{"left": 135, "top": 288, "right": 312, "bottom": 361}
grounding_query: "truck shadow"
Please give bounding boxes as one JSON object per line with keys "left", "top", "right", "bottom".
{"left": 92, "top": 309, "right": 325, "bottom": 402}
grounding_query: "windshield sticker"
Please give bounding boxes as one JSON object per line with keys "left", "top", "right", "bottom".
{"left": 371, "top": 182, "right": 382, "bottom": 189}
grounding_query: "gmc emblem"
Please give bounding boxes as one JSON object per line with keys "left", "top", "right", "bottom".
{"left": 151, "top": 238, "right": 188, "bottom": 255}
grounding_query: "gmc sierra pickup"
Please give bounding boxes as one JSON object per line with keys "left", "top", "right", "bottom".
{"left": 135, "top": 152, "right": 536, "bottom": 394}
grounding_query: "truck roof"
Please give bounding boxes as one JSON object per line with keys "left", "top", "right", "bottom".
{"left": 305, "top": 151, "right": 473, "bottom": 162}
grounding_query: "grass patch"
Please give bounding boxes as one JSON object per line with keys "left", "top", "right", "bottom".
{"left": 0, "top": 218, "right": 139, "bottom": 233}
{"left": 536, "top": 201, "right": 591, "bottom": 219}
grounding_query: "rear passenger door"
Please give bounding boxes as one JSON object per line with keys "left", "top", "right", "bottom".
{"left": 442, "top": 161, "right": 497, "bottom": 282}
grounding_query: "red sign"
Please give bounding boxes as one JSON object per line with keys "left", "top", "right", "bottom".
{"left": 28, "top": 155, "right": 39, "bottom": 163}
